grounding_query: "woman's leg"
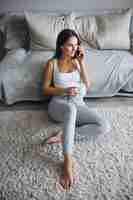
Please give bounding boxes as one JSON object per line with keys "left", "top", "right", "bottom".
{"left": 75, "top": 102, "right": 111, "bottom": 140}
{"left": 48, "top": 97, "right": 77, "bottom": 189}
{"left": 48, "top": 97, "right": 77, "bottom": 154}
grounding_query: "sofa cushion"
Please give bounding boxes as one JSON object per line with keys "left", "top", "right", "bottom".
{"left": 130, "top": 33, "right": 133, "bottom": 54}
{"left": 25, "top": 12, "right": 63, "bottom": 51}
{"left": 64, "top": 12, "right": 75, "bottom": 30}
{"left": 130, "top": 11, "right": 133, "bottom": 53}
{"left": 2, "top": 50, "right": 54, "bottom": 105}
{"left": 0, "top": 48, "right": 27, "bottom": 101}
{"left": 25, "top": 12, "right": 76, "bottom": 51}
{"left": 0, "top": 14, "right": 6, "bottom": 63}
{"left": 84, "top": 48, "right": 133, "bottom": 97}
{"left": 73, "top": 14, "right": 98, "bottom": 48}
{"left": 0, "top": 29, "right": 6, "bottom": 62}
{"left": 0, "top": 29, "right": 4, "bottom": 100}
{"left": 130, "top": 13, "right": 133, "bottom": 34}
{"left": 5, "top": 15, "right": 30, "bottom": 50}
{"left": 96, "top": 8, "right": 132, "bottom": 49}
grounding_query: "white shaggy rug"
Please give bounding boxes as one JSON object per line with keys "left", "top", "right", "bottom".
{"left": 0, "top": 104, "right": 133, "bottom": 200}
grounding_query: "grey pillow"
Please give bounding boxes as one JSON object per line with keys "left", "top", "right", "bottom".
{"left": 2, "top": 50, "right": 54, "bottom": 105}
{"left": 130, "top": 33, "right": 133, "bottom": 54}
{"left": 0, "top": 29, "right": 6, "bottom": 62}
{"left": 73, "top": 14, "right": 98, "bottom": 49}
{"left": 0, "top": 14, "right": 6, "bottom": 62}
{"left": 130, "top": 14, "right": 133, "bottom": 34}
{"left": 96, "top": 9, "right": 132, "bottom": 49}
{"left": 25, "top": 12, "right": 65, "bottom": 51}
{"left": 5, "top": 15, "right": 30, "bottom": 50}
{"left": 25, "top": 12, "right": 75, "bottom": 51}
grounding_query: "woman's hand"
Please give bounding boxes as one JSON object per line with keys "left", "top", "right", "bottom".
{"left": 85, "top": 80, "right": 92, "bottom": 93}
{"left": 67, "top": 87, "right": 79, "bottom": 96}
{"left": 76, "top": 45, "right": 85, "bottom": 63}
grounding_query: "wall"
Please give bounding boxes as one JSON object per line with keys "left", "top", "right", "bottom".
{"left": 0, "top": 0, "right": 133, "bottom": 12}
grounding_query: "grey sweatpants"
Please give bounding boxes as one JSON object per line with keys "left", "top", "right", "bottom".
{"left": 48, "top": 95, "right": 111, "bottom": 154}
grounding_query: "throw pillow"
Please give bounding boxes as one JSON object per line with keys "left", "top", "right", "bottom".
{"left": 25, "top": 12, "right": 66, "bottom": 51}
{"left": 64, "top": 12, "right": 75, "bottom": 30}
{"left": 130, "top": 13, "right": 133, "bottom": 34}
{"left": 5, "top": 15, "right": 30, "bottom": 50}
{"left": 0, "top": 29, "right": 5, "bottom": 100}
{"left": 130, "top": 33, "right": 133, "bottom": 54}
{"left": 73, "top": 14, "right": 98, "bottom": 48}
{"left": 96, "top": 8, "right": 132, "bottom": 49}
{"left": 0, "top": 29, "right": 6, "bottom": 62}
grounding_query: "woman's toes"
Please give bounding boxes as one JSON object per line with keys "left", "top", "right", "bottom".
{"left": 60, "top": 176, "right": 72, "bottom": 190}
{"left": 45, "top": 130, "right": 63, "bottom": 144}
{"left": 59, "top": 177, "right": 65, "bottom": 189}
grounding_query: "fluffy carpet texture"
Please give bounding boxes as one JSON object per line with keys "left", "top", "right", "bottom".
{"left": 0, "top": 104, "right": 133, "bottom": 200}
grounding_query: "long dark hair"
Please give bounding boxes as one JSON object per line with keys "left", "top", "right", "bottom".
{"left": 54, "top": 29, "right": 81, "bottom": 59}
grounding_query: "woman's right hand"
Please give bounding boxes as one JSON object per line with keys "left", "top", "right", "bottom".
{"left": 67, "top": 87, "right": 79, "bottom": 96}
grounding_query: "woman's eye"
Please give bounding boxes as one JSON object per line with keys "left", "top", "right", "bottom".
{"left": 71, "top": 45, "right": 77, "bottom": 48}
{"left": 65, "top": 43, "right": 78, "bottom": 49}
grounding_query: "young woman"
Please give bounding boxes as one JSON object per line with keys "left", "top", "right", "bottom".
{"left": 43, "top": 29, "right": 111, "bottom": 190}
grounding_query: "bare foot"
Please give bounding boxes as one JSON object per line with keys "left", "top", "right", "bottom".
{"left": 46, "top": 130, "right": 63, "bottom": 144}
{"left": 60, "top": 155, "right": 78, "bottom": 190}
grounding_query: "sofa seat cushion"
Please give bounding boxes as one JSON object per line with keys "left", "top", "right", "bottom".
{"left": 84, "top": 48, "right": 133, "bottom": 97}
{"left": 2, "top": 50, "right": 54, "bottom": 104}
{"left": 0, "top": 48, "right": 27, "bottom": 101}
{"left": 2, "top": 48, "right": 133, "bottom": 104}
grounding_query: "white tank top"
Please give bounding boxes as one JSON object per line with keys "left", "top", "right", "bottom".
{"left": 53, "top": 59, "right": 81, "bottom": 88}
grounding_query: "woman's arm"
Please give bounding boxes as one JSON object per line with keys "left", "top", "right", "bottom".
{"left": 43, "top": 59, "right": 67, "bottom": 96}
{"left": 74, "top": 45, "right": 92, "bottom": 90}
{"left": 78, "top": 60, "right": 92, "bottom": 89}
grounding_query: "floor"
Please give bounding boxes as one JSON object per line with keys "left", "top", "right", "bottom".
{"left": 0, "top": 96, "right": 132, "bottom": 111}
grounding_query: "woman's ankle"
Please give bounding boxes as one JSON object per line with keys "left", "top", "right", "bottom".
{"left": 64, "top": 153, "right": 73, "bottom": 163}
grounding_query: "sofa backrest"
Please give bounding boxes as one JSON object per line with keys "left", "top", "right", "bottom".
{"left": 0, "top": 8, "right": 133, "bottom": 56}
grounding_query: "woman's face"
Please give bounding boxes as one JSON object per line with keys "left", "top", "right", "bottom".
{"left": 61, "top": 36, "right": 78, "bottom": 58}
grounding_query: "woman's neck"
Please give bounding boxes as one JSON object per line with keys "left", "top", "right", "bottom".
{"left": 59, "top": 56, "right": 72, "bottom": 65}
{"left": 57, "top": 56, "right": 75, "bottom": 72}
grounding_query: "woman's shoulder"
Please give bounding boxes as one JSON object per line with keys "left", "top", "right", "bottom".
{"left": 45, "top": 58, "right": 57, "bottom": 69}
{"left": 46, "top": 58, "right": 55, "bottom": 65}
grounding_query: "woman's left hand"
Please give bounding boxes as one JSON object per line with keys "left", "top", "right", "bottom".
{"left": 85, "top": 80, "right": 92, "bottom": 92}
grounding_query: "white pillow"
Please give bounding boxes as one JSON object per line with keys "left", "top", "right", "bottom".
{"left": 96, "top": 9, "right": 132, "bottom": 49}
{"left": 73, "top": 14, "right": 98, "bottom": 48}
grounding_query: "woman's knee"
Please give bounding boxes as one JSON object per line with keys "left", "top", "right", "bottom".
{"left": 99, "top": 118, "right": 111, "bottom": 133}
{"left": 64, "top": 102, "right": 77, "bottom": 117}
